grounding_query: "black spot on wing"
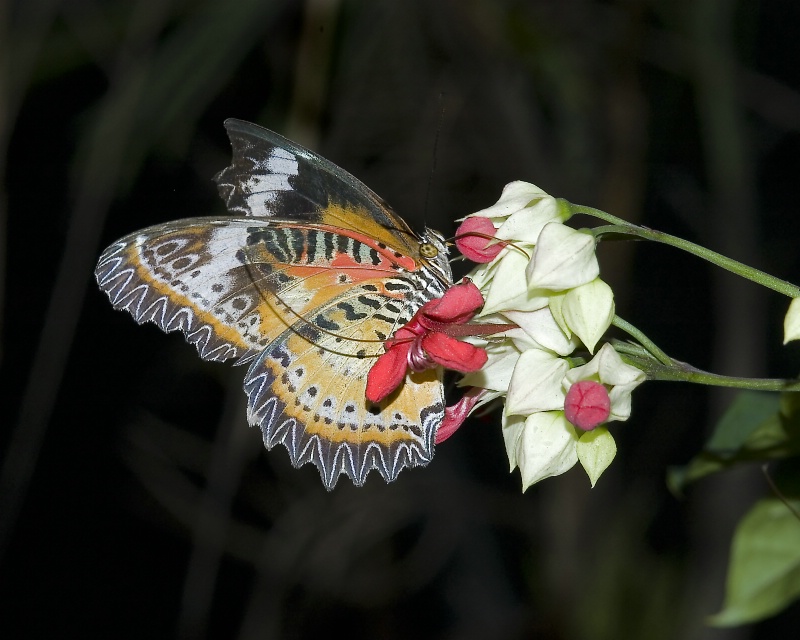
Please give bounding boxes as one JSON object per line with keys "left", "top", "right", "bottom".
{"left": 324, "top": 234, "right": 335, "bottom": 260}
{"left": 289, "top": 228, "right": 306, "bottom": 260}
{"left": 271, "top": 346, "right": 292, "bottom": 367}
{"left": 351, "top": 240, "right": 364, "bottom": 263}
{"left": 306, "top": 229, "right": 318, "bottom": 263}
{"left": 385, "top": 281, "right": 411, "bottom": 292}
{"left": 357, "top": 295, "right": 381, "bottom": 310}
{"left": 337, "top": 302, "right": 368, "bottom": 321}
{"left": 275, "top": 228, "right": 291, "bottom": 261}
{"left": 336, "top": 234, "right": 349, "bottom": 257}
{"left": 315, "top": 314, "right": 340, "bottom": 331}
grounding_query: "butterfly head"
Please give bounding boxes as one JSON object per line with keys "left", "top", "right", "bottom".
{"left": 418, "top": 228, "right": 453, "bottom": 290}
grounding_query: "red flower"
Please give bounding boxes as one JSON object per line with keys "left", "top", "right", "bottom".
{"left": 366, "top": 281, "right": 489, "bottom": 403}
{"left": 454, "top": 217, "right": 505, "bottom": 263}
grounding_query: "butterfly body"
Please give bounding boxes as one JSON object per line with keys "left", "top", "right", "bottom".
{"left": 96, "top": 119, "right": 452, "bottom": 488}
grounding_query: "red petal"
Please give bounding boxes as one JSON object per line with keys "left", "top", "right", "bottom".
{"left": 421, "top": 281, "right": 484, "bottom": 325}
{"left": 422, "top": 332, "right": 487, "bottom": 372}
{"left": 455, "top": 217, "right": 504, "bottom": 263}
{"left": 436, "top": 388, "right": 485, "bottom": 444}
{"left": 366, "top": 345, "right": 411, "bottom": 403}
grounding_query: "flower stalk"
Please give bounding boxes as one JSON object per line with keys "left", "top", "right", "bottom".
{"left": 566, "top": 200, "right": 800, "bottom": 299}
{"left": 618, "top": 348, "right": 800, "bottom": 391}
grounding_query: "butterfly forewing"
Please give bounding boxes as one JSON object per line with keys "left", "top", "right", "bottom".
{"left": 96, "top": 119, "right": 453, "bottom": 488}
{"left": 214, "top": 119, "right": 422, "bottom": 259}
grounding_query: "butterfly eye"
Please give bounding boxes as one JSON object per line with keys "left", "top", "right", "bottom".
{"left": 419, "top": 242, "right": 439, "bottom": 259}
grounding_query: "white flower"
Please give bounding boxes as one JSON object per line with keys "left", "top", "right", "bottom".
{"left": 784, "top": 297, "right": 800, "bottom": 344}
{"left": 505, "top": 349, "right": 569, "bottom": 415}
{"left": 478, "top": 249, "right": 551, "bottom": 316}
{"left": 456, "top": 182, "right": 640, "bottom": 491}
{"left": 503, "top": 411, "right": 580, "bottom": 490}
{"left": 501, "top": 344, "right": 645, "bottom": 489}
{"left": 460, "top": 338, "right": 521, "bottom": 393}
{"left": 561, "top": 278, "right": 615, "bottom": 353}
{"left": 526, "top": 223, "right": 599, "bottom": 291}
{"left": 502, "top": 413, "right": 526, "bottom": 472}
{"left": 464, "top": 183, "right": 572, "bottom": 316}
{"left": 502, "top": 306, "right": 579, "bottom": 356}
{"left": 463, "top": 181, "right": 565, "bottom": 229}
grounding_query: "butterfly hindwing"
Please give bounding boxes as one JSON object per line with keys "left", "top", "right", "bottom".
{"left": 96, "top": 218, "right": 273, "bottom": 363}
{"left": 244, "top": 285, "right": 445, "bottom": 488}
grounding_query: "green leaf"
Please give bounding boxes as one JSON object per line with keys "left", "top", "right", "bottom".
{"left": 710, "top": 498, "right": 800, "bottom": 626}
{"left": 706, "top": 391, "right": 780, "bottom": 452}
{"left": 668, "top": 391, "right": 800, "bottom": 492}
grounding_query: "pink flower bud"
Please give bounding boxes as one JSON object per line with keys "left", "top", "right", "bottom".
{"left": 564, "top": 380, "right": 610, "bottom": 431}
{"left": 455, "top": 217, "right": 503, "bottom": 263}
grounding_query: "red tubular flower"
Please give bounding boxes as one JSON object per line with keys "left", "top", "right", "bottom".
{"left": 454, "top": 217, "right": 505, "bottom": 263}
{"left": 366, "top": 281, "right": 489, "bottom": 403}
{"left": 436, "top": 387, "right": 487, "bottom": 444}
{"left": 564, "top": 380, "right": 611, "bottom": 431}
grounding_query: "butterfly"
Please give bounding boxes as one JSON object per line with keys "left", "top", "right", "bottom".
{"left": 95, "top": 119, "right": 453, "bottom": 489}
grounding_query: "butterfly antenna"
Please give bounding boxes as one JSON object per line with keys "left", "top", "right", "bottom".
{"left": 423, "top": 92, "right": 446, "bottom": 225}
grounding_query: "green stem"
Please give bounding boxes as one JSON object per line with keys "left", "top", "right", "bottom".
{"left": 565, "top": 201, "right": 800, "bottom": 299}
{"left": 621, "top": 352, "right": 800, "bottom": 391}
{"left": 611, "top": 315, "right": 672, "bottom": 366}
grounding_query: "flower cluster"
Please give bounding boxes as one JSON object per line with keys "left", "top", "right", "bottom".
{"left": 365, "top": 181, "right": 646, "bottom": 490}
{"left": 453, "top": 182, "right": 645, "bottom": 489}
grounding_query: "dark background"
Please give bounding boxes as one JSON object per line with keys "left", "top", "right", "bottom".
{"left": 1, "top": 0, "right": 800, "bottom": 638}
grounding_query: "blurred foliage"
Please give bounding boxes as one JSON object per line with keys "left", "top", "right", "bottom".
{"left": 710, "top": 497, "right": 800, "bottom": 627}
{"left": 2, "top": 0, "right": 800, "bottom": 638}
{"left": 669, "top": 391, "right": 800, "bottom": 491}
{"left": 669, "top": 389, "right": 800, "bottom": 627}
